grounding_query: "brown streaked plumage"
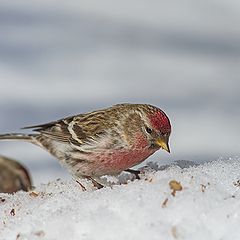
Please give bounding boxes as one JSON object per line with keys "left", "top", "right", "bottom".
{"left": 0, "top": 103, "right": 171, "bottom": 189}
{"left": 0, "top": 156, "right": 32, "bottom": 193}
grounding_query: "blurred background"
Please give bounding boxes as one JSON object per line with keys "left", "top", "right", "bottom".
{"left": 0, "top": 0, "right": 239, "bottom": 184}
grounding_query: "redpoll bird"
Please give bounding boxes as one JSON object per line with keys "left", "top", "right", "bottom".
{"left": 0, "top": 155, "right": 32, "bottom": 193}
{"left": 0, "top": 104, "right": 171, "bottom": 188}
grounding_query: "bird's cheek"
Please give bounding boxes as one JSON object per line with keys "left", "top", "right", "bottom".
{"left": 134, "top": 132, "right": 149, "bottom": 148}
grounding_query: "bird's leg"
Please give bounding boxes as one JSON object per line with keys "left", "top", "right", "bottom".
{"left": 76, "top": 180, "right": 87, "bottom": 191}
{"left": 86, "top": 176, "right": 104, "bottom": 189}
{"left": 124, "top": 169, "right": 141, "bottom": 180}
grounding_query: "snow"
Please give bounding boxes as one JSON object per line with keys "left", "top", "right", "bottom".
{"left": 1, "top": 157, "right": 240, "bottom": 240}
{"left": 0, "top": 0, "right": 239, "bottom": 184}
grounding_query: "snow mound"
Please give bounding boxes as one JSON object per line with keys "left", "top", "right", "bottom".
{"left": 0, "top": 157, "right": 240, "bottom": 240}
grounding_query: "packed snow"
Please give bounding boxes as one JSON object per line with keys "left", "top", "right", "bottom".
{"left": 0, "top": 0, "right": 239, "bottom": 184}
{"left": 0, "top": 157, "right": 240, "bottom": 240}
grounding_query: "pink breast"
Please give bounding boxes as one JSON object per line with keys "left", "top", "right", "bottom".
{"left": 78, "top": 131, "right": 157, "bottom": 176}
{"left": 91, "top": 147, "right": 157, "bottom": 176}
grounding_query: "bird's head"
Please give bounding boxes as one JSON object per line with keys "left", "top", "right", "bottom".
{"left": 141, "top": 105, "right": 171, "bottom": 153}
{"left": 110, "top": 103, "right": 171, "bottom": 152}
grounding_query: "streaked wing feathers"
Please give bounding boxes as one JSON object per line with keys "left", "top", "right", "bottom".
{"left": 21, "top": 115, "right": 75, "bottom": 131}
{"left": 22, "top": 112, "right": 111, "bottom": 147}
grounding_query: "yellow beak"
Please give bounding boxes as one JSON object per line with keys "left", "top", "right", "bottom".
{"left": 156, "top": 137, "right": 170, "bottom": 153}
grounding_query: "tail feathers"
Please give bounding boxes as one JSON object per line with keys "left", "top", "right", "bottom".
{"left": 0, "top": 133, "right": 35, "bottom": 142}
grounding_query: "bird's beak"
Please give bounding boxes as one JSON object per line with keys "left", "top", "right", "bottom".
{"left": 156, "top": 136, "right": 170, "bottom": 153}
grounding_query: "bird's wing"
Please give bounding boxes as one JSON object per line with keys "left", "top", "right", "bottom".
{"left": 22, "top": 115, "right": 76, "bottom": 143}
{"left": 22, "top": 115, "right": 76, "bottom": 131}
{"left": 22, "top": 113, "right": 110, "bottom": 148}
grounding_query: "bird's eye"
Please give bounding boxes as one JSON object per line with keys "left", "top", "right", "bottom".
{"left": 145, "top": 127, "right": 152, "bottom": 134}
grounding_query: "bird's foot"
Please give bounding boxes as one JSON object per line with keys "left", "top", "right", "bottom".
{"left": 86, "top": 177, "right": 104, "bottom": 189}
{"left": 124, "top": 169, "right": 141, "bottom": 180}
{"left": 76, "top": 180, "right": 87, "bottom": 191}
{"left": 76, "top": 177, "right": 105, "bottom": 190}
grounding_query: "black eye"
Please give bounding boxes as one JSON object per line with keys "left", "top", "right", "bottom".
{"left": 145, "top": 127, "right": 152, "bottom": 134}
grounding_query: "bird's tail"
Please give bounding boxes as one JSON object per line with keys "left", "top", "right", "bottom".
{"left": 0, "top": 133, "right": 36, "bottom": 143}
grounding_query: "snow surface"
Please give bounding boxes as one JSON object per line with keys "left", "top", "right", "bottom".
{"left": 0, "top": 0, "right": 239, "bottom": 184}
{"left": 1, "top": 157, "right": 240, "bottom": 240}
